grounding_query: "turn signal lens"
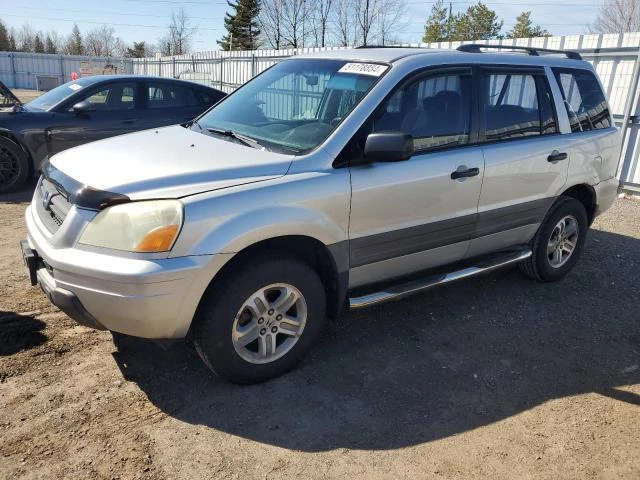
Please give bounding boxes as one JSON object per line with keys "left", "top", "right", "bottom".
{"left": 135, "top": 225, "right": 180, "bottom": 252}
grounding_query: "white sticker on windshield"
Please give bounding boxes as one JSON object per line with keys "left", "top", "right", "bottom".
{"left": 68, "top": 84, "right": 82, "bottom": 91}
{"left": 338, "top": 63, "right": 388, "bottom": 77}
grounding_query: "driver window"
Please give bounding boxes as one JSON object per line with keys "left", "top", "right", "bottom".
{"left": 374, "top": 73, "right": 472, "bottom": 152}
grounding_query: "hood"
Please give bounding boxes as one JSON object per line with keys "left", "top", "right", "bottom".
{"left": 49, "top": 125, "right": 294, "bottom": 200}
{"left": 0, "top": 81, "right": 22, "bottom": 112}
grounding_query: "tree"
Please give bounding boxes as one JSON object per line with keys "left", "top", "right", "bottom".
{"left": 85, "top": 25, "right": 119, "bottom": 56}
{"left": 18, "top": 24, "right": 36, "bottom": 52}
{"left": 376, "top": 0, "right": 408, "bottom": 45}
{"left": 66, "top": 24, "right": 83, "bottom": 55}
{"left": 506, "top": 11, "right": 550, "bottom": 39}
{"left": 160, "top": 8, "right": 194, "bottom": 55}
{"left": 452, "top": 1, "right": 502, "bottom": 41}
{"left": 44, "top": 34, "right": 57, "bottom": 53}
{"left": 259, "top": 0, "right": 284, "bottom": 49}
{"left": 0, "top": 20, "right": 10, "bottom": 51}
{"left": 34, "top": 34, "right": 45, "bottom": 53}
{"left": 422, "top": 0, "right": 450, "bottom": 43}
{"left": 8, "top": 30, "right": 17, "bottom": 52}
{"left": 355, "top": 0, "right": 377, "bottom": 46}
{"left": 592, "top": 0, "right": 640, "bottom": 33}
{"left": 332, "top": 0, "right": 358, "bottom": 46}
{"left": 125, "top": 41, "right": 149, "bottom": 58}
{"left": 309, "top": 0, "right": 333, "bottom": 47}
{"left": 219, "top": 0, "right": 261, "bottom": 50}
{"left": 281, "top": 0, "right": 308, "bottom": 48}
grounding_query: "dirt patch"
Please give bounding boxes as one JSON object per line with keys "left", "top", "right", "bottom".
{"left": 1, "top": 189, "right": 639, "bottom": 479}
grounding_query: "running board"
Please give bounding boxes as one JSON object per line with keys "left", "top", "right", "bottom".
{"left": 348, "top": 250, "right": 532, "bottom": 309}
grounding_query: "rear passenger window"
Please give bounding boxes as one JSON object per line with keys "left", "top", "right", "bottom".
{"left": 482, "top": 73, "right": 557, "bottom": 141}
{"left": 375, "top": 73, "right": 472, "bottom": 152}
{"left": 552, "top": 68, "right": 611, "bottom": 132}
{"left": 147, "top": 83, "right": 188, "bottom": 109}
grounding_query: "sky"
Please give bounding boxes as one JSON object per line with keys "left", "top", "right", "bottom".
{"left": 0, "top": 0, "right": 605, "bottom": 51}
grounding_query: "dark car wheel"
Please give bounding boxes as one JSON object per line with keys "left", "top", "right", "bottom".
{"left": 193, "top": 254, "right": 326, "bottom": 384}
{"left": 0, "top": 138, "right": 29, "bottom": 194}
{"left": 519, "top": 196, "right": 588, "bottom": 282}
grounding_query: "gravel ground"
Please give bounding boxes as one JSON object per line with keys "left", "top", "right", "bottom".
{"left": 0, "top": 184, "right": 638, "bottom": 479}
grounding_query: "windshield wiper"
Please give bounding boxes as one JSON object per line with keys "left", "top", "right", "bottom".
{"left": 206, "top": 128, "right": 263, "bottom": 149}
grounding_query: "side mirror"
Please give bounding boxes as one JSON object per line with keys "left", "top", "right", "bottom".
{"left": 72, "top": 100, "right": 95, "bottom": 114}
{"left": 364, "top": 131, "right": 414, "bottom": 163}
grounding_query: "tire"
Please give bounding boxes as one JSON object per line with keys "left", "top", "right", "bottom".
{"left": 192, "top": 254, "right": 326, "bottom": 384}
{"left": 519, "top": 196, "right": 588, "bottom": 282}
{"left": 0, "top": 137, "right": 30, "bottom": 194}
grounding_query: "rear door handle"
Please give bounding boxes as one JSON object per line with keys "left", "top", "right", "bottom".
{"left": 547, "top": 150, "right": 568, "bottom": 163}
{"left": 451, "top": 166, "right": 480, "bottom": 180}
{"left": 122, "top": 118, "right": 138, "bottom": 125}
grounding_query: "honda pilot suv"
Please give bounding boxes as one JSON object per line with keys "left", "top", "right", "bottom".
{"left": 22, "top": 45, "right": 621, "bottom": 383}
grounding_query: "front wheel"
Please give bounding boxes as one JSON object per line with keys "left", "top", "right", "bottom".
{"left": 193, "top": 255, "right": 326, "bottom": 384}
{"left": 0, "top": 138, "right": 30, "bottom": 194}
{"left": 519, "top": 196, "right": 588, "bottom": 282}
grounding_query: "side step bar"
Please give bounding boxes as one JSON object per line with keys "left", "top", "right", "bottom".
{"left": 348, "top": 249, "right": 532, "bottom": 309}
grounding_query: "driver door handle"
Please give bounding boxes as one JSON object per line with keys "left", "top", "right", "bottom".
{"left": 547, "top": 150, "right": 568, "bottom": 163}
{"left": 451, "top": 167, "right": 480, "bottom": 180}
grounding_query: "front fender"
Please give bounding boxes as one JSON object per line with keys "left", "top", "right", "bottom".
{"left": 181, "top": 205, "right": 347, "bottom": 257}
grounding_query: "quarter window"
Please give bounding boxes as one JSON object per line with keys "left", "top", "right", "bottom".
{"left": 482, "top": 73, "right": 557, "bottom": 141}
{"left": 375, "top": 73, "right": 472, "bottom": 152}
{"left": 552, "top": 68, "right": 611, "bottom": 132}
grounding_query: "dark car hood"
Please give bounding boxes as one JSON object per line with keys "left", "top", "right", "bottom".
{"left": 0, "top": 81, "right": 22, "bottom": 111}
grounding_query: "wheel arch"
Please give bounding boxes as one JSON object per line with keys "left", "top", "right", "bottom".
{"left": 560, "top": 183, "right": 597, "bottom": 225}
{"left": 0, "top": 128, "right": 36, "bottom": 176}
{"left": 189, "top": 234, "right": 349, "bottom": 338}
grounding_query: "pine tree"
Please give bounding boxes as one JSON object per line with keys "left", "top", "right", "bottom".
{"left": 453, "top": 1, "right": 503, "bottom": 41}
{"left": 9, "top": 32, "right": 17, "bottom": 51}
{"left": 34, "top": 34, "right": 45, "bottom": 53}
{"left": 45, "top": 34, "right": 57, "bottom": 54}
{"left": 125, "top": 41, "right": 148, "bottom": 58}
{"left": 69, "top": 24, "right": 83, "bottom": 55}
{"left": 422, "top": 0, "right": 451, "bottom": 43}
{"left": 0, "top": 20, "right": 10, "bottom": 51}
{"left": 507, "top": 11, "right": 550, "bottom": 39}
{"left": 218, "top": 0, "right": 261, "bottom": 51}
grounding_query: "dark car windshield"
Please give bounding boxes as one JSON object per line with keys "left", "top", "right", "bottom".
{"left": 195, "top": 59, "right": 388, "bottom": 154}
{"left": 26, "top": 80, "right": 93, "bottom": 111}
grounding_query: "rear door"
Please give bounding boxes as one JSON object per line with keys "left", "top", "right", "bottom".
{"left": 348, "top": 68, "right": 485, "bottom": 287}
{"left": 467, "top": 66, "right": 568, "bottom": 258}
{"left": 46, "top": 81, "right": 142, "bottom": 156}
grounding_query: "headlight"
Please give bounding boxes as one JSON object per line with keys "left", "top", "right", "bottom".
{"left": 79, "top": 200, "right": 183, "bottom": 253}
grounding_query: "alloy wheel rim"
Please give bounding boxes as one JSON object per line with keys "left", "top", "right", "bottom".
{"left": 547, "top": 215, "right": 579, "bottom": 268}
{"left": 231, "top": 283, "right": 307, "bottom": 364}
{"left": 0, "top": 145, "right": 19, "bottom": 186}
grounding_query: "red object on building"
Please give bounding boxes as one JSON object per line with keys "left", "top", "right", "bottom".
{"left": 71, "top": 71, "right": 78, "bottom": 81}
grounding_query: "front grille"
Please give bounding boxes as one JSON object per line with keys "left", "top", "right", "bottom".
{"left": 35, "top": 177, "right": 72, "bottom": 233}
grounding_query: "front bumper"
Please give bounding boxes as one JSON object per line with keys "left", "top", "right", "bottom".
{"left": 24, "top": 205, "right": 233, "bottom": 339}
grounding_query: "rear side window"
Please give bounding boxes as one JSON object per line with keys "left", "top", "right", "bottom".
{"left": 552, "top": 68, "right": 611, "bottom": 132}
{"left": 374, "top": 73, "right": 472, "bottom": 152}
{"left": 147, "top": 83, "right": 188, "bottom": 109}
{"left": 481, "top": 72, "right": 557, "bottom": 141}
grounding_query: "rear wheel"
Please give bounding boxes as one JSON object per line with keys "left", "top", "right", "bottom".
{"left": 193, "top": 254, "right": 326, "bottom": 384}
{"left": 519, "top": 196, "right": 588, "bottom": 282}
{"left": 0, "top": 137, "right": 29, "bottom": 194}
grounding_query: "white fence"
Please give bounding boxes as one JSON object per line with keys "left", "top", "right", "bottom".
{"left": 0, "top": 52, "right": 133, "bottom": 90}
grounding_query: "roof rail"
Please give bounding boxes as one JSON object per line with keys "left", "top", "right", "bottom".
{"left": 456, "top": 44, "right": 582, "bottom": 60}
{"left": 355, "top": 45, "right": 424, "bottom": 49}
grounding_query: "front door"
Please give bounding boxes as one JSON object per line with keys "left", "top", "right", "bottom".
{"left": 46, "top": 81, "right": 142, "bottom": 157}
{"left": 348, "top": 69, "right": 484, "bottom": 288}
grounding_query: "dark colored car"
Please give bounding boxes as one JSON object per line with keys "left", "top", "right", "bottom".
{"left": 0, "top": 76, "right": 225, "bottom": 193}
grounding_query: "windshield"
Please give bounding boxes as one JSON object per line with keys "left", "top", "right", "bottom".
{"left": 27, "top": 80, "right": 88, "bottom": 111}
{"left": 196, "top": 59, "right": 387, "bottom": 154}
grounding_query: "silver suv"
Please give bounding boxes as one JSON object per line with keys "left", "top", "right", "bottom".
{"left": 22, "top": 45, "right": 621, "bottom": 383}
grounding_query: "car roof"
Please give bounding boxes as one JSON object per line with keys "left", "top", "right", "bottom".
{"left": 295, "top": 47, "right": 592, "bottom": 69}
{"left": 69, "top": 74, "right": 219, "bottom": 90}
